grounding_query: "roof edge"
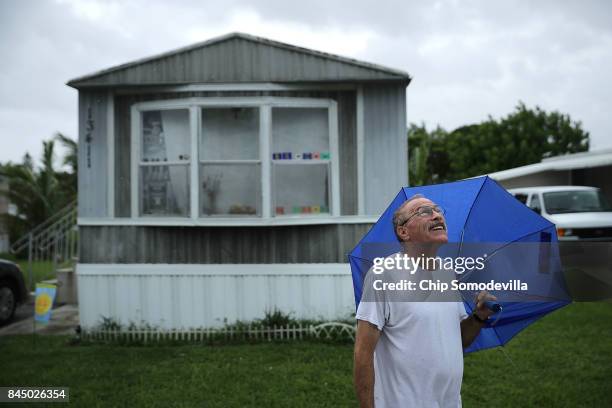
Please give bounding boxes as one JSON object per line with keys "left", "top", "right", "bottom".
{"left": 486, "top": 149, "right": 612, "bottom": 181}
{"left": 67, "top": 32, "right": 411, "bottom": 88}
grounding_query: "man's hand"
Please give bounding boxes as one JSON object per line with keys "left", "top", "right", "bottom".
{"left": 473, "top": 290, "right": 498, "bottom": 321}
{"left": 460, "top": 290, "right": 498, "bottom": 349}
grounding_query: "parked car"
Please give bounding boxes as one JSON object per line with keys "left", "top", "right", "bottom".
{"left": 508, "top": 186, "right": 612, "bottom": 241}
{"left": 0, "top": 259, "right": 29, "bottom": 325}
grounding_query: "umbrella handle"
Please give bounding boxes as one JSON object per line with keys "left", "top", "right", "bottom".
{"left": 484, "top": 300, "right": 502, "bottom": 313}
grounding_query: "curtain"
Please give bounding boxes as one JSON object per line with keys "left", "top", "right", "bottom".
{"left": 161, "top": 110, "right": 190, "bottom": 214}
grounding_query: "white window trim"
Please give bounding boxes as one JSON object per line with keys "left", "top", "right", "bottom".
{"left": 130, "top": 97, "right": 340, "bottom": 222}
{"left": 189, "top": 106, "right": 199, "bottom": 219}
{"left": 356, "top": 85, "right": 365, "bottom": 215}
{"left": 78, "top": 215, "right": 377, "bottom": 227}
{"left": 107, "top": 91, "right": 115, "bottom": 218}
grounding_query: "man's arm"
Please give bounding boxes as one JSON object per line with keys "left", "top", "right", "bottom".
{"left": 354, "top": 320, "right": 381, "bottom": 408}
{"left": 460, "top": 291, "right": 497, "bottom": 349}
{"left": 460, "top": 314, "right": 486, "bottom": 349}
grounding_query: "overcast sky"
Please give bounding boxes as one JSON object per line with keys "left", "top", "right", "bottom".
{"left": 1, "top": 0, "right": 611, "bottom": 166}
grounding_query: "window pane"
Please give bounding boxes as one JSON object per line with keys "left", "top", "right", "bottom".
{"left": 272, "top": 108, "right": 329, "bottom": 159}
{"left": 543, "top": 190, "right": 612, "bottom": 213}
{"left": 141, "top": 110, "right": 190, "bottom": 163}
{"left": 201, "top": 108, "right": 259, "bottom": 160}
{"left": 140, "top": 165, "right": 189, "bottom": 216}
{"left": 529, "top": 195, "right": 541, "bottom": 211}
{"left": 200, "top": 164, "right": 261, "bottom": 216}
{"left": 273, "top": 163, "right": 329, "bottom": 215}
{"left": 514, "top": 194, "right": 528, "bottom": 204}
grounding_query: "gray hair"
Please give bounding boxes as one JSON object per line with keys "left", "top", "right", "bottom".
{"left": 392, "top": 194, "right": 425, "bottom": 241}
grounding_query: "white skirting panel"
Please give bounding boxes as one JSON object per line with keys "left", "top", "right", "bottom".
{"left": 77, "top": 264, "right": 356, "bottom": 330}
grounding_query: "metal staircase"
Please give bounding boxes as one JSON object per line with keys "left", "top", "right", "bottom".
{"left": 10, "top": 201, "right": 78, "bottom": 289}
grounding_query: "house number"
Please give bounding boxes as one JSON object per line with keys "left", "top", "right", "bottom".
{"left": 85, "top": 106, "right": 95, "bottom": 168}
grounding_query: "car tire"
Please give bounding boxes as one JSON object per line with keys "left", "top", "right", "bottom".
{"left": 0, "top": 280, "right": 17, "bottom": 326}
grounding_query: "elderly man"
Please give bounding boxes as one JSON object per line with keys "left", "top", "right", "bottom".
{"left": 354, "top": 194, "right": 496, "bottom": 408}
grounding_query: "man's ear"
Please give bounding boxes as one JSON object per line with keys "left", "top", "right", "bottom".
{"left": 403, "top": 228, "right": 411, "bottom": 241}
{"left": 397, "top": 227, "right": 410, "bottom": 241}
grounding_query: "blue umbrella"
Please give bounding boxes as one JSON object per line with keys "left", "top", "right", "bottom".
{"left": 349, "top": 176, "right": 571, "bottom": 353}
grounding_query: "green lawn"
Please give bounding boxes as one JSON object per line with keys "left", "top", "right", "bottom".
{"left": 0, "top": 302, "right": 610, "bottom": 407}
{"left": 1, "top": 253, "right": 71, "bottom": 290}
{"left": 16, "top": 260, "right": 58, "bottom": 290}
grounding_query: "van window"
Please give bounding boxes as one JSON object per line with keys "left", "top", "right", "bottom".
{"left": 543, "top": 190, "right": 612, "bottom": 214}
{"left": 514, "top": 194, "right": 528, "bottom": 204}
{"left": 529, "top": 194, "right": 542, "bottom": 213}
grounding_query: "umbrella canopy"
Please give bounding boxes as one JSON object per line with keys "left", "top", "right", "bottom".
{"left": 349, "top": 176, "right": 571, "bottom": 353}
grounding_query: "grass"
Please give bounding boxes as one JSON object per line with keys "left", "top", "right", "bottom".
{"left": 0, "top": 252, "right": 67, "bottom": 290}
{"left": 462, "top": 302, "right": 612, "bottom": 407}
{"left": 16, "top": 260, "right": 58, "bottom": 291}
{"left": 0, "top": 302, "right": 610, "bottom": 407}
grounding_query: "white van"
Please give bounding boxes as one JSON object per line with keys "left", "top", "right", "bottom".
{"left": 508, "top": 186, "right": 612, "bottom": 241}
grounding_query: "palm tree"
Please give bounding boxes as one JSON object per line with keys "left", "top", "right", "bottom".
{"left": 55, "top": 133, "right": 77, "bottom": 174}
{"left": 0, "top": 140, "right": 71, "bottom": 242}
{"left": 54, "top": 133, "right": 78, "bottom": 199}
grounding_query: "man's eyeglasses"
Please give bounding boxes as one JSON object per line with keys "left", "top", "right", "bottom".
{"left": 399, "top": 205, "right": 445, "bottom": 226}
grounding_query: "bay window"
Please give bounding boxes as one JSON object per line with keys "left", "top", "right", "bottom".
{"left": 131, "top": 98, "right": 339, "bottom": 221}
{"left": 139, "top": 109, "right": 191, "bottom": 216}
{"left": 272, "top": 108, "right": 331, "bottom": 215}
{"left": 199, "top": 107, "right": 261, "bottom": 216}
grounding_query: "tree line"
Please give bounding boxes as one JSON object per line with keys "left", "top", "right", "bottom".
{"left": 0, "top": 133, "right": 77, "bottom": 245}
{"left": 408, "top": 102, "right": 589, "bottom": 185}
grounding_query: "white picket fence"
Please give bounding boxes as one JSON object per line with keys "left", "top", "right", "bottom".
{"left": 81, "top": 322, "right": 356, "bottom": 344}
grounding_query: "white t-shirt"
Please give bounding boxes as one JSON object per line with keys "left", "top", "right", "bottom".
{"left": 356, "top": 267, "right": 468, "bottom": 408}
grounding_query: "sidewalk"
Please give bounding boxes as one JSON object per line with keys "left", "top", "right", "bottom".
{"left": 0, "top": 304, "right": 79, "bottom": 336}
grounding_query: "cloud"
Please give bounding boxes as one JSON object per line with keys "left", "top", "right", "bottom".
{"left": 0, "top": 0, "right": 611, "bottom": 164}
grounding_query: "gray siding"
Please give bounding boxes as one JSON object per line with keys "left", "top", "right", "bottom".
{"left": 497, "top": 171, "right": 571, "bottom": 190}
{"left": 114, "top": 90, "right": 358, "bottom": 217}
{"left": 80, "top": 223, "right": 372, "bottom": 264}
{"left": 78, "top": 91, "right": 108, "bottom": 217}
{"left": 337, "top": 91, "right": 358, "bottom": 215}
{"left": 578, "top": 166, "right": 612, "bottom": 204}
{"left": 114, "top": 94, "right": 131, "bottom": 217}
{"left": 362, "top": 84, "right": 408, "bottom": 215}
{"left": 69, "top": 35, "right": 409, "bottom": 88}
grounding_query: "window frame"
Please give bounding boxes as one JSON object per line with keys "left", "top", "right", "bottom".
{"left": 513, "top": 193, "right": 528, "bottom": 205}
{"left": 528, "top": 193, "right": 543, "bottom": 213}
{"left": 198, "top": 106, "right": 263, "bottom": 218}
{"left": 136, "top": 108, "right": 192, "bottom": 218}
{"left": 130, "top": 97, "right": 340, "bottom": 221}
